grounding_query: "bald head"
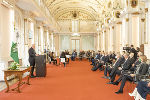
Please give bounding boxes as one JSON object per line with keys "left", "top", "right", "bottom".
{"left": 32, "top": 44, "right": 35, "bottom": 49}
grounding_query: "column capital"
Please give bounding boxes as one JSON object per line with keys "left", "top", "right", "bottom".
{"left": 141, "top": 18, "right": 145, "bottom": 22}
{"left": 132, "top": 12, "right": 140, "bottom": 15}
{"left": 116, "top": 22, "right": 122, "bottom": 24}
{"left": 112, "top": 26, "right": 114, "bottom": 29}
{"left": 145, "top": 8, "right": 148, "bottom": 13}
{"left": 126, "top": 18, "right": 129, "bottom": 22}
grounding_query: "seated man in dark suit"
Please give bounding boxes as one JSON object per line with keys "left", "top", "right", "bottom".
{"left": 129, "top": 52, "right": 143, "bottom": 71}
{"left": 86, "top": 50, "right": 92, "bottom": 61}
{"left": 111, "top": 51, "right": 116, "bottom": 60}
{"left": 91, "top": 52, "right": 108, "bottom": 71}
{"left": 79, "top": 50, "right": 85, "bottom": 60}
{"left": 112, "top": 52, "right": 143, "bottom": 85}
{"left": 90, "top": 50, "right": 96, "bottom": 62}
{"left": 107, "top": 52, "right": 131, "bottom": 84}
{"left": 71, "top": 50, "right": 77, "bottom": 61}
{"left": 114, "top": 55, "right": 149, "bottom": 94}
{"left": 102, "top": 53, "right": 122, "bottom": 79}
{"left": 91, "top": 51, "right": 101, "bottom": 66}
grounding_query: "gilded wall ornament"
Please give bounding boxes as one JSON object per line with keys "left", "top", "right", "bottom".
{"left": 115, "top": 11, "right": 120, "bottom": 18}
{"left": 131, "top": 0, "right": 138, "bottom": 8}
{"left": 126, "top": 0, "right": 128, "bottom": 6}
{"left": 72, "top": 11, "right": 78, "bottom": 19}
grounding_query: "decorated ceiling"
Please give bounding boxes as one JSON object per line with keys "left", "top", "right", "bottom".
{"left": 43, "top": 0, "right": 123, "bottom": 22}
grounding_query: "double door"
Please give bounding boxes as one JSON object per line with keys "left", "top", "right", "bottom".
{"left": 71, "top": 39, "right": 80, "bottom": 54}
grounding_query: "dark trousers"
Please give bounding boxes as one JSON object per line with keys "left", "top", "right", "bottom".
{"left": 137, "top": 81, "right": 150, "bottom": 99}
{"left": 67, "top": 58, "right": 69, "bottom": 63}
{"left": 97, "top": 63, "right": 104, "bottom": 71}
{"left": 30, "top": 60, "right": 35, "bottom": 76}
{"left": 79, "top": 56, "right": 83, "bottom": 61}
{"left": 91, "top": 63, "right": 103, "bottom": 71}
{"left": 31, "top": 65, "right": 35, "bottom": 76}
{"left": 71, "top": 56, "right": 75, "bottom": 61}
{"left": 104, "top": 66, "right": 112, "bottom": 76}
{"left": 118, "top": 75, "right": 133, "bottom": 91}
{"left": 53, "top": 59, "right": 57, "bottom": 65}
{"left": 63, "top": 63, "right": 66, "bottom": 67}
{"left": 92, "top": 59, "right": 97, "bottom": 66}
{"left": 88, "top": 58, "right": 91, "bottom": 62}
{"left": 110, "top": 70, "right": 121, "bottom": 82}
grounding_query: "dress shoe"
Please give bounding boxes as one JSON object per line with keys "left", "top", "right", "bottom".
{"left": 30, "top": 75, "right": 36, "bottom": 78}
{"left": 113, "top": 81, "right": 119, "bottom": 85}
{"left": 115, "top": 90, "right": 123, "bottom": 94}
{"left": 105, "top": 76, "right": 110, "bottom": 79}
{"left": 99, "top": 68, "right": 103, "bottom": 71}
{"left": 108, "top": 77, "right": 110, "bottom": 80}
{"left": 107, "top": 82, "right": 114, "bottom": 84}
{"left": 102, "top": 76, "right": 108, "bottom": 79}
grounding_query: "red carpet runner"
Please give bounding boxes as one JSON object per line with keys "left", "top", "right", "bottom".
{"left": 0, "top": 60, "right": 150, "bottom": 100}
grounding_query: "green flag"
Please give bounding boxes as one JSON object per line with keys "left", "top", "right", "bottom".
{"left": 10, "top": 42, "right": 19, "bottom": 64}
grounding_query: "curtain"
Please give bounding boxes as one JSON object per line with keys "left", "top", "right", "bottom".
{"left": 60, "top": 35, "right": 70, "bottom": 51}
{"left": 82, "top": 35, "right": 94, "bottom": 51}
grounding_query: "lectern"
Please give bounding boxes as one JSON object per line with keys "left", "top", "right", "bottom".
{"left": 35, "top": 55, "right": 46, "bottom": 77}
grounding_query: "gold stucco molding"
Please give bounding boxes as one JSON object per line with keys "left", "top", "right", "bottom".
{"left": 141, "top": 18, "right": 145, "bottom": 22}
{"left": 126, "top": 18, "right": 129, "bottom": 22}
{"left": 117, "top": 22, "right": 122, "bottom": 24}
{"left": 132, "top": 12, "right": 140, "bottom": 15}
{"left": 145, "top": 8, "right": 148, "bottom": 13}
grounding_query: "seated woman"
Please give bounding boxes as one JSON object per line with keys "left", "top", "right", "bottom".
{"left": 114, "top": 55, "right": 149, "bottom": 94}
{"left": 129, "top": 81, "right": 150, "bottom": 100}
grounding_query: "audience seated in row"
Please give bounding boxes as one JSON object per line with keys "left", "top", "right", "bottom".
{"left": 89, "top": 45, "right": 150, "bottom": 99}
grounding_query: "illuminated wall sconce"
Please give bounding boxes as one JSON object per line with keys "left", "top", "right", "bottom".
{"left": 72, "top": 33, "right": 80, "bottom": 37}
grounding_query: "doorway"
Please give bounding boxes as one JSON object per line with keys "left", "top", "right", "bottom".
{"left": 71, "top": 39, "right": 80, "bottom": 54}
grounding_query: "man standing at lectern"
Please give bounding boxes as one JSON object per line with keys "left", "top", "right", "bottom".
{"left": 28, "top": 44, "right": 37, "bottom": 78}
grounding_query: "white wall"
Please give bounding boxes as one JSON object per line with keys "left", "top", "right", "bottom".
{"left": 0, "top": 4, "right": 14, "bottom": 81}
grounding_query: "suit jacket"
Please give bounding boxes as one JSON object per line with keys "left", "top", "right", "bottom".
{"left": 104, "top": 55, "right": 109, "bottom": 63}
{"left": 111, "top": 53, "right": 116, "bottom": 59}
{"left": 122, "top": 57, "right": 132, "bottom": 70}
{"left": 100, "top": 55, "right": 105, "bottom": 61}
{"left": 72, "top": 52, "right": 77, "bottom": 57}
{"left": 120, "top": 56, "right": 125, "bottom": 64}
{"left": 28, "top": 47, "right": 36, "bottom": 66}
{"left": 130, "top": 48, "right": 137, "bottom": 59}
{"left": 130, "top": 57, "right": 136, "bottom": 65}
{"left": 129, "top": 59, "right": 141, "bottom": 72}
{"left": 136, "top": 63, "right": 149, "bottom": 75}
{"left": 95, "top": 54, "right": 100, "bottom": 59}
{"left": 110, "top": 57, "right": 125, "bottom": 76}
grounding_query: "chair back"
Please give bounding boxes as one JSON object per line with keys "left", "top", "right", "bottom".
{"left": 60, "top": 58, "right": 65, "bottom": 63}
{"left": 66, "top": 55, "right": 70, "bottom": 58}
